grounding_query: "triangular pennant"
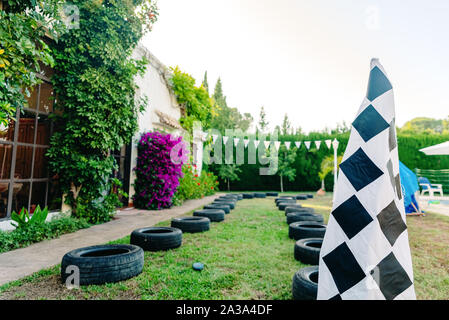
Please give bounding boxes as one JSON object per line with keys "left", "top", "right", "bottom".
{"left": 304, "top": 141, "right": 311, "bottom": 150}
{"left": 222, "top": 136, "right": 229, "bottom": 144}
{"left": 325, "top": 139, "right": 332, "bottom": 149}
{"left": 212, "top": 134, "right": 218, "bottom": 144}
{"left": 244, "top": 139, "right": 249, "bottom": 148}
{"left": 295, "top": 141, "right": 301, "bottom": 148}
{"left": 315, "top": 141, "right": 321, "bottom": 150}
{"left": 317, "top": 58, "right": 415, "bottom": 300}
{"left": 254, "top": 140, "right": 260, "bottom": 148}
{"left": 274, "top": 141, "right": 281, "bottom": 150}
{"left": 285, "top": 141, "right": 291, "bottom": 149}
{"left": 234, "top": 138, "right": 240, "bottom": 147}
{"left": 332, "top": 138, "right": 339, "bottom": 150}
{"left": 263, "top": 141, "right": 271, "bottom": 149}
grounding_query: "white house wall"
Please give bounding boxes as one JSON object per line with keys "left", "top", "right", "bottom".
{"left": 127, "top": 44, "right": 183, "bottom": 203}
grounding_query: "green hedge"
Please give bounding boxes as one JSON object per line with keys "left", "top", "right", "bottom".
{"left": 210, "top": 133, "right": 449, "bottom": 192}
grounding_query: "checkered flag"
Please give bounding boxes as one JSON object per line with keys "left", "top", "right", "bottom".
{"left": 317, "top": 59, "right": 416, "bottom": 300}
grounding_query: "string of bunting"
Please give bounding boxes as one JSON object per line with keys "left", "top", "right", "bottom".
{"left": 208, "top": 134, "right": 339, "bottom": 151}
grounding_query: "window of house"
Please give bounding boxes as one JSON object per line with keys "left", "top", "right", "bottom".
{"left": 0, "top": 75, "right": 60, "bottom": 219}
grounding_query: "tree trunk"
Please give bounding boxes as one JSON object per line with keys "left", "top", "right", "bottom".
{"left": 280, "top": 175, "right": 284, "bottom": 193}
{"left": 227, "top": 178, "right": 230, "bottom": 191}
{"left": 321, "top": 179, "right": 325, "bottom": 190}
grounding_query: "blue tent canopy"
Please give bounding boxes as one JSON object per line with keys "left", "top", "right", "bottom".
{"left": 399, "top": 161, "right": 420, "bottom": 214}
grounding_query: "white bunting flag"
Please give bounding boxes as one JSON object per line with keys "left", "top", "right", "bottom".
{"left": 274, "top": 141, "right": 281, "bottom": 150}
{"left": 263, "top": 141, "right": 271, "bottom": 149}
{"left": 295, "top": 141, "right": 301, "bottom": 148}
{"left": 234, "top": 138, "right": 240, "bottom": 147}
{"left": 222, "top": 136, "right": 229, "bottom": 145}
{"left": 244, "top": 139, "right": 249, "bottom": 148}
{"left": 254, "top": 140, "right": 260, "bottom": 148}
{"left": 317, "top": 59, "right": 416, "bottom": 300}
{"left": 325, "top": 139, "right": 332, "bottom": 149}
{"left": 285, "top": 141, "right": 291, "bottom": 149}
{"left": 315, "top": 141, "right": 322, "bottom": 150}
{"left": 304, "top": 141, "right": 311, "bottom": 150}
{"left": 212, "top": 134, "right": 218, "bottom": 144}
{"left": 332, "top": 138, "right": 339, "bottom": 150}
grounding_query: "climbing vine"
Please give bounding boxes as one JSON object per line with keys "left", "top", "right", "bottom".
{"left": 169, "top": 66, "right": 217, "bottom": 132}
{"left": 47, "top": 0, "right": 158, "bottom": 223}
{"left": 0, "top": 0, "right": 65, "bottom": 127}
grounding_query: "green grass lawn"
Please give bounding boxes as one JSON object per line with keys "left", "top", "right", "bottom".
{"left": 1, "top": 192, "right": 448, "bottom": 300}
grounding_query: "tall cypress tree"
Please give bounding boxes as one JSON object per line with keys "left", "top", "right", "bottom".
{"left": 202, "top": 71, "right": 209, "bottom": 94}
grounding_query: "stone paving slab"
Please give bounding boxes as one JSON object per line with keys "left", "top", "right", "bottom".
{"left": 0, "top": 194, "right": 220, "bottom": 286}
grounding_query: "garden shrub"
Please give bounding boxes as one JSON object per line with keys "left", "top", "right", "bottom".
{"left": 133, "top": 131, "right": 187, "bottom": 210}
{"left": 0, "top": 214, "right": 91, "bottom": 253}
{"left": 172, "top": 164, "right": 219, "bottom": 205}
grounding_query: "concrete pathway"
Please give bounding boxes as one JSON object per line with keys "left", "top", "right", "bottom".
{"left": 0, "top": 195, "right": 220, "bottom": 286}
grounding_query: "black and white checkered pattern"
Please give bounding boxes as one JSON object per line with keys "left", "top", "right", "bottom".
{"left": 317, "top": 59, "right": 416, "bottom": 300}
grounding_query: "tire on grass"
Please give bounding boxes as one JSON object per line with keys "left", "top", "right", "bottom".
{"left": 61, "top": 244, "right": 144, "bottom": 286}
{"left": 254, "top": 192, "right": 267, "bottom": 198}
{"left": 171, "top": 217, "right": 210, "bottom": 233}
{"left": 242, "top": 193, "right": 255, "bottom": 199}
{"left": 275, "top": 198, "right": 295, "bottom": 206}
{"left": 213, "top": 200, "right": 235, "bottom": 209}
{"left": 296, "top": 195, "right": 308, "bottom": 200}
{"left": 220, "top": 195, "right": 238, "bottom": 201}
{"left": 292, "top": 266, "right": 319, "bottom": 300}
{"left": 204, "top": 204, "right": 230, "bottom": 214}
{"left": 131, "top": 227, "right": 182, "bottom": 251}
{"left": 286, "top": 212, "right": 324, "bottom": 225}
{"left": 288, "top": 222, "right": 326, "bottom": 240}
{"left": 278, "top": 201, "right": 297, "bottom": 210}
{"left": 266, "top": 192, "right": 278, "bottom": 197}
{"left": 285, "top": 206, "right": 314, "bottom": 215}
{"left": 294, "top": 238, "right": 322, "bottom": 265}
{"left": 193, "top": 209, "right": 226, "bottom": 222}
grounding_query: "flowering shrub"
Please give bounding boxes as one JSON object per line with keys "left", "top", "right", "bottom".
{"left": 133, "top": 131, "right": 187, "bottom": 210}
{"left": 172, "top": 164, "right": 219, "bottom": 206}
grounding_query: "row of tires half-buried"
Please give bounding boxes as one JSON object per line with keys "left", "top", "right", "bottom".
{"left": 274, "top": 196, "right": 325, "bottom": 300}
{"left": 61, "top": 194, "right": 241, "bottom": 286}
{"left": 242, "top": 192, "right": 314, "bottom": 199}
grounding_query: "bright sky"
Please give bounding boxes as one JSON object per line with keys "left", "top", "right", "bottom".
{"left": 142, "top": 0, "right": 449, "bottom": 134}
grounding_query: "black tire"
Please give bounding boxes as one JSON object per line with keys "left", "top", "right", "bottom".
{"left": 213, "top": 200, "right": 235, "bottom": 209}
{"left": 266, "top": 192, "right": 278, "bottom": 197}
{"left": 237, "top": 194, "right": 243, "bottom": 200}
{"left": 307, "top": 194, "right": 314, "bottom": 199}
{"left": 289, "top": 222, "right": 326, "bottom": 240}
{"left": 204, "top": 204, "right": 230, "bottom": 214}
{"left": 193, "top": 209, "right": 225, "bottom": 222}
{"left": 131, "top": 227, "right": 182, "bottom": 251}
{"left": 285, "top": 206, "right": 314, "bottom": 214}
{"left": 275, "top": 198, "right": 295, "bottom": 206}
{"left": 292, "top": 266, "right": 319, "bottom": 300}
{"left": 296, "top": 195, "right": 308, "bottom": 200}
{"left": 278, "top": 201, "right": 297, "bottom": 210}
{"left": 294, "top": 238, "right": 322, "bottom": 265}
{"left": 61, "top": 244, "right": 144, "bottom": 286}
{"left": 254, "top": 192, "right": 267, "bottom": 198}
{"left": 282, "top": 204, "right": 303, "bottom": 211}
{"left": 242, "top": 193, "right": 254, "bottom": 199}
{"left": 171, "top": 217, "right": 210, "bottom": 233}
{"left": 220, "top": 195, "right": 238, "bottom": 200}
{"left": 287, "top": 212, "right": 324, "bottom": 225}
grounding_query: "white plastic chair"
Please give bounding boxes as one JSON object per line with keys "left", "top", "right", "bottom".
{"left": 418, "top": 177, "right": 444, "bottom": 197}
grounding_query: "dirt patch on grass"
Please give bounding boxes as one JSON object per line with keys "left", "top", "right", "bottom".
{"left": 0, "top": 274, "right": 141, "bottom": 300}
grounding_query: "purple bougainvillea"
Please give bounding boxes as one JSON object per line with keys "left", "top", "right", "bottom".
{"left": 132, "top": 131, "right": 188, "bottom": 210}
